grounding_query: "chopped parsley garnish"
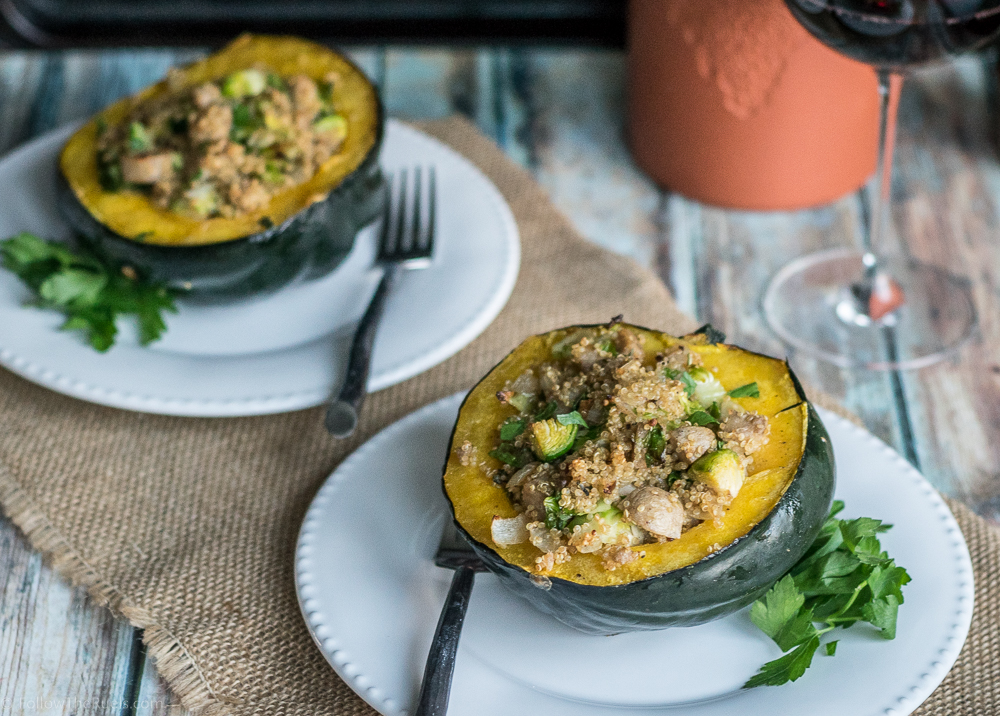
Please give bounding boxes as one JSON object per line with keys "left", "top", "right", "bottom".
{"left": 1, "top": 232, "right": 177, "bottom": 352}
{"left": 686, "top": 410, "right": 719, "bottom": 426}
{"left": 556, "top": 410, "right": 588, "bottom": 428}
{"left": 645, "top": 426, "right": 666, "bottom": 466}
{"left": 666, "top": 470, "right": 685, "bottom": 487}
{"left": 572, "top": 423, "right": 603, "bottom": 451}
{"left": 488, "top": 444, "right": 531, "bottom": 469}
{"left": 596, "top": 338, "right": 618, "bottom": 355}
{"left": 543, "top": 493, "right": 578, "bottom": 531}
{"left": 679, "top": 371, "right": 697, "bottom": 397}
{"left": 744, "top": 501, "right": 910, "bottom": 688}
{"left": 499, "top": 417, "right": 528, "bottom": 442}
{"left": 534, "top": 401, "right": 558, "bottom": 421}
{"left": 729, "top": 382, "right": 760, "bottom": 399}
{"left": 128, "top": 121, "right": 154, "bottom": 153}
{"left": 664, "top": 367, "right": 699, "bottom": 397}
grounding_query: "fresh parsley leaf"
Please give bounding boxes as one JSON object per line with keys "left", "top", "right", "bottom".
{"left": 687, "top": 410, "right": 719, "bottom": 426}
{"left": 728, "top": 382, "right": 760, "bottom": 399}
{"left": 534, "top": 401, "right": 558, "bottom": 421}
{"left": 666, "top": 470, "right": 685, "bottom": 487}
{"left": 0, "top": 233, "right": 177, "bottom": 352}
{"left": 128, "top": 121, "right": 153, "bottom": 153}
{"left": 862, "top": 594, "right": 901, "bottom": 639}
{"left": 744, "top": 637, "right": 821, "bottom": 688}
{"left": 556, "top": 410, "right": 588, "bottom": 428}
{"left": 499, "top": 418, "right": 527, "bottom": 442}
{"left": 867, "top": 563, "right": 910, "bottom": 601}
{"left": 98, "top": 160, "right": 125, "bottom": 191}
{"left": 543, "top": 493, "right": 577, "bottom": 531}
{"left": 572, "top": 424, "right": 603, "bottom": 451}
{"left": 646, "top": 426, "right": 666, "bottom": 466}
{"left": 39, "top": 268, "right": 107, "bottom": 306}
{"left": 596, "top": 338, "right": 618, "bottom": 355}
{"left": 266, "top": 72, "right": 288, "bottom": 91}
{"left": 488, "top": 445, "right": 530, "bottom": 469}
{"left": 750, "top": 575, "right": 804, "bottom": 641}
{"left": 773, "top": 608, "right": 820, "bottom": 652}
{"left": 678, "top": 371, "right": 697, "bottom": 397}
{"left": 839, "top": 516, "right": 886, "bottom": 551}
{"left": 746, "top": 501, "right": 910, "bottom": 688}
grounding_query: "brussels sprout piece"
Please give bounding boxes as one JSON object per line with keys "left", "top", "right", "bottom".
{"left": 531, "top": 418, "right": 578, "bottom": 462}
{"left": 222, "top": 69, "right": 267, "bottom": 98}
{"left": 689, "top": 448, "right": 745, "bottom": 499}
{"left": 313, "top": 114, "right": 348, "bottom": 141}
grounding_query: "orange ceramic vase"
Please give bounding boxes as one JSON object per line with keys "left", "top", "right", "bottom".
{"left": 628, "top": 0, "right": 880, "bottom": 211}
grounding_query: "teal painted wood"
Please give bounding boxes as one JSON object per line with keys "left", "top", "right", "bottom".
{"left": 0, "top": 516, "right": 135, "bottom": 715}
{"left": 888, "top": 57, "right": 1000, "bottom": 516}
{"left": 0, "top": 48, "right": 193, "bottom": 716}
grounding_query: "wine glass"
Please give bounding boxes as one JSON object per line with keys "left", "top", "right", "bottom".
{"left": 763, "top": 0, "right": 1000, "bottom": 369}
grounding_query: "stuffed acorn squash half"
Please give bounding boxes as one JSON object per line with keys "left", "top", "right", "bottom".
{"left": 443, "top": 322, "right": 835, "bottom": 635}
{"left": 57, "top": 34, "right": 384, "bottom": 300}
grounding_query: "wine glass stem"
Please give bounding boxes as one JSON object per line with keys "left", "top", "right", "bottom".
{"left": 865, "top": 70, "right": 904, "bottom": 277}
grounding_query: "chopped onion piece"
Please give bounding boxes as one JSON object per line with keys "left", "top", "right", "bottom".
{"left": 491, "top": 513, "right": 530, "bottom": 547}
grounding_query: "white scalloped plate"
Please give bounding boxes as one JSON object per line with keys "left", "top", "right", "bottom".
{"left": 296, "top": 394, "right": 974, "bottom": 716}
{"left": 0, "top": 121, "right": 520, "bottom": 416}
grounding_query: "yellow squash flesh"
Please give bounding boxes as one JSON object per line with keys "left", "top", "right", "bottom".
{"left": 59, "top": 34, "right": 380, "bottom": 247}
{"left": 443, "top": 327, "right": 809, "bottom": 587}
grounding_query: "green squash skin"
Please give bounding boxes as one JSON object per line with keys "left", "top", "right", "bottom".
{"left": 443, "top": 332, "right": 836, "bottom": 635}
{"left": 56, "top": 83, "right": 385, "bottom": 303}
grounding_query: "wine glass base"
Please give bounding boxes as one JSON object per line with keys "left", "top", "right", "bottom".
{"left": 763, "top": 248, "right": 976, "bottom": 370}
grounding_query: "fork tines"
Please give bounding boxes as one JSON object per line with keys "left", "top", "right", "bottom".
{"left": 380, "top": 166, "right": 435, "bottom": 268}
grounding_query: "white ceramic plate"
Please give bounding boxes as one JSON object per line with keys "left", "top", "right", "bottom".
{"left": 0, "top": 121, "right": 520, "bottom": 416}
{"left": 296, "top": 395, "right": 974, "bottom": 716}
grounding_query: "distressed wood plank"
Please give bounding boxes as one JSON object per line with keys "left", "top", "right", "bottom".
{"left": 889, "top": 57, "right": 1000, "bottom": 514}
{"left": 500, "top": 49, "right": 661, "bottom": 269}
{"left": 0, "top": 514, "right": 134, "bottom": 715}
{"left": 0, "top": 49, "right": 198, "bottom": 716}
{"left": 382, "top": 47, "right": 477, "bottom": 121}
{"left": 134, "top": 648, "right": 188, "bottom": 716}
{"left": 381, "top": 45, "right": 504, "bottom": 145}
{"left": 0, "top": 53, "right": 45, "bottom": 152}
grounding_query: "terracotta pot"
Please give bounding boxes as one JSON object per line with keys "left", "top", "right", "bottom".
{"left": 628, "top": 0, "right": 880, "bottom": 211}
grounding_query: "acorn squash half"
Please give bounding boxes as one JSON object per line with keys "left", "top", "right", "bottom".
{"left": 57, "top": 34, "right": 384, "bottom": 300}
{"left": 442, "top": 324, "right": 835, "bottom": 635}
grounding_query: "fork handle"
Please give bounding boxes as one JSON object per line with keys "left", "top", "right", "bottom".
{"left": 324, "top": 264, "right": 402, "bottom": 438}
{"left": 415, "top": 566, "right": 476, "bottom": 716}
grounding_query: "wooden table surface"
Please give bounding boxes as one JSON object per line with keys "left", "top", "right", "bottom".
{"left": 1, "top": 46, "right": 998, "bottom": 715}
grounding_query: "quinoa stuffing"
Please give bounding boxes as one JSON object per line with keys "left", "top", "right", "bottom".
{"left": 478, "top": 324, "right": 771, "bottom": 574}
{"left": 95, "top": 66, "right": 349, "bottom": 219}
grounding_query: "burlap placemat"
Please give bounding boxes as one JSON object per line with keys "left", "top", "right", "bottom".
{"left": 0, "top": 117, "right": 996, "bottom": 715}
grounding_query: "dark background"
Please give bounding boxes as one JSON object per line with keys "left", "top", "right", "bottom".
{"left": 0, "top": 0, "right": 627, "bottom": 48}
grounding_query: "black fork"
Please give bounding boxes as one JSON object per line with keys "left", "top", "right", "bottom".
{"left": 325, "top": 167, "right": 437, "bottom": 438}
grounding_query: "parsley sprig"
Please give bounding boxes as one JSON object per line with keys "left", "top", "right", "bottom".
{"left": 1, "top": 232, "right": 177, "bottom": 352}
{"left": 745, "top": 500, "right": 910, "bottom": 688}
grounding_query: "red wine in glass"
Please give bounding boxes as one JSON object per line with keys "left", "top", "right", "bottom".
{"left": 764, "top": 0, "right": 1000, "bottom": 369}
{"left": 785, "top": 0, "right": 1000, "bottom": 67}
